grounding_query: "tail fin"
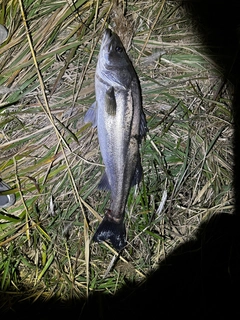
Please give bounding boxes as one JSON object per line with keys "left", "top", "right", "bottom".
{"left": 93, "top": 216, "right": 126, "bottom": 251}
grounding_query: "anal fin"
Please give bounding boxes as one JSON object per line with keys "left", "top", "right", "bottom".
{"left": 98, "top": 171, "right": 111, "bottom": 190}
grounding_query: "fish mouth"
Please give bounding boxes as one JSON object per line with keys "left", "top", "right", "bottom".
{"left": 102, "top": 28, "right": 114, "bottom": 51}
{"left": 105, "top": 28, "right": 112, "bottom": 38}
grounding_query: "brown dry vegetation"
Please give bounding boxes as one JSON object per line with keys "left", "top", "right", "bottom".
{"left": 0, "top": 0, "right": 234, "bottom": 307}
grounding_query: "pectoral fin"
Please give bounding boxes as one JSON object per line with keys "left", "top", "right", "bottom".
{"left": 84, "top": 101, "right": 97, "bottom": 127}
{"left": 105, "top": 87, "right": 117, "bottom": 116}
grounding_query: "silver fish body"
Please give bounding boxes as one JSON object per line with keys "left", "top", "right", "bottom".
{"left": 84, "top": 29, "right": 147, "bottom": 250}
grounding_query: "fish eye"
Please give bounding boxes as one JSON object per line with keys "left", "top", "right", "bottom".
{"left": 115, "top": 46, "right": 123, "bottom": 53}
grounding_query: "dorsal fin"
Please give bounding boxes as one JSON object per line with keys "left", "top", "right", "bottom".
{"left": 140, "top": 111, "right": 148, "bottom": 138}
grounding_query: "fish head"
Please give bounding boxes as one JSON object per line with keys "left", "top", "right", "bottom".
{"left": 98, "top": 29, "right": 134, "bottom": 88}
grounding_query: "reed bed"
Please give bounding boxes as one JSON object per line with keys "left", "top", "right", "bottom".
{"left": 0, "top": 0, "right": 233, "bottom": 306}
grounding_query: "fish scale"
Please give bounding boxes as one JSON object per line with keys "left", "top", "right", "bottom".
{"left": 84, "top": 29, "right": 147, "bottom": 250}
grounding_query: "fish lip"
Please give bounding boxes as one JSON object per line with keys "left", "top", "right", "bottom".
{"left": 105, "top": 28, "right": 112, "bottom": 38}
{"left": 102, "top": 28, "right": 113, "bottom": 52}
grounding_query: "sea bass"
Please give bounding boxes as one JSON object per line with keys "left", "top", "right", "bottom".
{"left": 84, "top": 29, "right": 147, "bottom": 250}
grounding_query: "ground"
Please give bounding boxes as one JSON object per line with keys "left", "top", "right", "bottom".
{"left": 0, "top": 0, "right": 237, "bottom": 315}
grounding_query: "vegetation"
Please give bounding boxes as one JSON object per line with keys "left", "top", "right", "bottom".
{"left": 0, "top": 0, "right": 233, "bottom": 307}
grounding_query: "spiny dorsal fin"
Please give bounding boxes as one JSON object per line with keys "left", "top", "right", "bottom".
{"left": 140, "top": 111, "right": 148, "bottom": 138}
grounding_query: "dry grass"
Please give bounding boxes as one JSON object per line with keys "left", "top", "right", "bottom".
{"left": 0, "top": 0, "right": 234, "bottom": 306}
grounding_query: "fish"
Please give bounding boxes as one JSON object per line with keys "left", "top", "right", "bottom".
{"left": 84, "top": 28, "right": 147, "bottom": 250}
